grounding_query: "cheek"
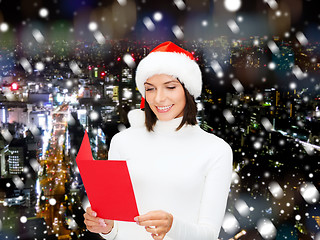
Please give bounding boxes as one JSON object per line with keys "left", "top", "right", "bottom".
{"left": 145, "top": 93, "right": 153, "bottom": 104}
{"left": 174, "top": 89, "right": 186, "bottom": 104}
{"left": 145, "top": 95, "right": 157, "bottom": 110}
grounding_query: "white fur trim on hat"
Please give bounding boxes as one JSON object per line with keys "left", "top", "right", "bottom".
{"left": 135, "top": 52, "right": 202, "bottom": 98}
{"left": 127, "top": 109, "right": 145, "bottom": 128}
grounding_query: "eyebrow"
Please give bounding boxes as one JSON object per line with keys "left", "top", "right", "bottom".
{"left": 144, "top": 80, "right": 179, "bottom": 86}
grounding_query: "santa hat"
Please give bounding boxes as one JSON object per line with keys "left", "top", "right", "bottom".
{"left": 135, "top": 41, "right": 202, "bottom": 99}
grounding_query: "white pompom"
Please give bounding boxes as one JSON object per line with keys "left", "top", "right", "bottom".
{"left": 127, "top": 109, "right": 145, "bottom": 127}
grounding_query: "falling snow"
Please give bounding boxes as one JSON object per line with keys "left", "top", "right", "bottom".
{"left": 0, "top": 1, "right": 319, "bottom": 239}
{"left": 261, "top": 118, "right": 273, "bottom": 131}
{"left": 268, "top": 181, "right": 284, "bottom": 199}
{"left": 224, "top": 0, "right": 242, "bottom": 12}
{"left": 235, "top": 199, "right": 250, "bottom": 217}
{"left": 223, "top": 109, "right": 235, "bottom": 124}
{"left": 0, "top": 22, "right": 9, "bottom": 32}
{"left": 49, "top": 198, "right": 57, "bottom": 206}
{"left": 88, "top": 22, "right": 98, "bottom": 32}
{"left": 35, "top": 62, "right": 45, "bottom": 71}
{"left": 264, "top": 0, "right": 278, "bottom": 10}
{"left": 257, "top": 218, "right": 277, "bottom": 239}
{"left": 39, "top": 8, "right": 49, "bottom": 18}
{"left": 153, "top": 12, "right": 163, "bottom": 22}
{"left": 300, "top": 183, "right": 320, "bottom": 204}
{"left": 227, "top": 19, "right": 240, "bottom": 34}
{"left": 211, "top": 60, "right": 224, "bottom": 78}
{"left": 69, "top": 61, "right": 82, "bottom": 75}
{"left": 20, "top": 216, "right": 27, "bottom": 224}
{"left": 267, "top": 41, "right": 279, "bottom": 55}
{"left": 143, "top": 17, "right": 155, "bottom": 31}
{"left": 123, "top": 53, "right": 136, "bottom": 68}
{"left": 173, "top": 0, "right": 186, "bottom": 10}
{"left": 172, "top": 25, "right": 184, "bottom": 40}
{"left": 32, "top": 29, "right": 45, "bottom": 43}
{"left": 20, "top": 58, "right": 33, "bottom": 74}
{"left": 296, "top": 32, "right": 308, "bottom": 46}
{"left": 231, "top": 79, "right": 244, "bottom": 92}
{"left": 222, "top": 212, "right": 240, "bottom": 234}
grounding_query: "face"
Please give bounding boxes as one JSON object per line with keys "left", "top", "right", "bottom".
{"left": 144, "top": 74, "right": 186, "bottom": 121}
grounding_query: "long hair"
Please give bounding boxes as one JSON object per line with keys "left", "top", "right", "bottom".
{"left": 144, "top": 83, "right": 198, "bottom": 132}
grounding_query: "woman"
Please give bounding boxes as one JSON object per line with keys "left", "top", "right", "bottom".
{"left": 84, "top": 41, "right": 233, "bottom": 240}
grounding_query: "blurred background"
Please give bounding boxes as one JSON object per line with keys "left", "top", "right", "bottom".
{"left": 0, "top": 0, "right": 319, "bottom": 239}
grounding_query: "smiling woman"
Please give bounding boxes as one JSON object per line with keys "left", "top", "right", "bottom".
{"left": 84, "top": 41, "right": 233, "bottom": 240}
{"left": 144, "top": 75, "right": 197, "bottom": 131}
{"left": 145, "top": 75, "right": 186, "bottom": 120}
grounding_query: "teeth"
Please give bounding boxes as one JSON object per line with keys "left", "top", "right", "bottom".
{"left": 157, "top": 105, "right": 173, "bottom": 110}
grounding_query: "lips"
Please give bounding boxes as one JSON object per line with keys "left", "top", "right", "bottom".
{"left": 156, "top": 104, "right": 173, "bottom": 113}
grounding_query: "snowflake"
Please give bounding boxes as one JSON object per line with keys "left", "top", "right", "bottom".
{"left": 88, "top": 22, "right": 98, "bottom": 32}
{"left": 223, "top": 109, "right": 235, "bottom": 124}
{"left": 0, "top": 22, "right": 9, "bottom": 32}
{"left": 143, "top": 17, "right": 155, "bottom": 31}
{"left": 173, "top": 0, "right": 186, "bottom": 10}
{"left": 153, "top": 12, "right": 163, "bottom": 22}
{"left": 123, "top": 54, "right": 136, "bottom": 68}
{"left": 20, "top": 216, "right": 27, "bottom": 223}
{"left": 35, "top": 62, "right": 45, "bottom": 71}
{"left": 222, "top": 212, "right": 240, "bottom": 234}
{"left": 224, "top": 0, "right": 242, "bottom": 12}
{"left": 257, "top": 218, "right": 277, "bottom": 239}
{"left": 172, "top": 25, "right": 184, "bottom": 40}
{"left": 227, "top": 19, "right": 240, "bottom": 34}
{"left": 32, "top": 29, "right": 45, "bottom": 43}
{"left": 296, "top": 32, "right": 308, "bottom": 46}
{"left": 49, "top": 198, "right": 57, "bottom": 206}
{"left": 39, "top": 8, "right": 49, "bottom": 18}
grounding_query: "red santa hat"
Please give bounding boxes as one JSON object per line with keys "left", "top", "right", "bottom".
{"left": 135, "top": 41, "right": 202, "bottom": 99}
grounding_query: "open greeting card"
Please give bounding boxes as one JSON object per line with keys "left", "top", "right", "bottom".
{"left": 76, "top": 131, "right": 139, "bottom": 222}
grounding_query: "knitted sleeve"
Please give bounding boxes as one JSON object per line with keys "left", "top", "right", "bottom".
{"left": 166, "top": 141, "right": 233, "bottom": 240}
{"left": 99, "top": 134, "right": 123, "bottom": 240}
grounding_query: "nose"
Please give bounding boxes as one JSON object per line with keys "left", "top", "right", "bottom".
{"left": 154, "top": 88, "right": 166, "bottom": 103}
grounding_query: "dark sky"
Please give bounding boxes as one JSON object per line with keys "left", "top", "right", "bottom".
{"left": 0, "top": 0, "right": 319, "bottom": 41}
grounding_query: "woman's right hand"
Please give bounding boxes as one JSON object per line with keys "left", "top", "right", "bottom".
{"left": 84, "top": 207, "right": 114, "bottom": 234}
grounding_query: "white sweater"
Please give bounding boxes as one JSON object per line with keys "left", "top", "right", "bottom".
{"left": 100, "top": 115, "right": 233, "bottom": 240}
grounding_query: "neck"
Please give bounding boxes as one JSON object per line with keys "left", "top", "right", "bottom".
{"left": 153, "top": 117, "right": 184, "bottom": 133}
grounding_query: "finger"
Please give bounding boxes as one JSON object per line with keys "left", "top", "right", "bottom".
{"left": 87, "top": 225, "right": 106, "bottom": 233}
{"left": 138, "top": 220, "right": 164, "bottom": 227}
{"left": 84, "top": 219, "right": 103, "bottom": 228}
{"left": 84, "top": 220, "right": 96, "bottom": 229}
{"left": 136, "top": 211, "right": 164, "bottom": 222}
{"left": 84, "top": 212, "right": 105, "bottom": 225}
{"left": 84, "top": 216, "right": 108, "bottom": 227}
{"left": 86, "top": 207, "right": 97, "bottom": 217}
{"left": 85, "top": 219, "right": 111, "bottom": 233}
{"left": 152, "top": 233, "right": 164, "bottom": 240}
{"left": 145, "top": 226, "right": 164, "bottom": 235}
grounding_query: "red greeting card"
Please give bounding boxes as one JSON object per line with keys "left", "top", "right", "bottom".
{"left": 76, "top": 131, "right": 139, "bottom": 222}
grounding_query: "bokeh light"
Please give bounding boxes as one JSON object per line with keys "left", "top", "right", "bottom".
{"left": 224, "top": 0, "right": 242, "bottom": 12}
{"left": 39, "top": 8, "right": 49, "bottom": 18}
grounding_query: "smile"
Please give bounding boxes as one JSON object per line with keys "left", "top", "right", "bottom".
{"left": 156, "top": 105, "right": 173, "bottom": 112}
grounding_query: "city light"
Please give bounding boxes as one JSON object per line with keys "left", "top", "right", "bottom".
{"left": 0, "top": 2, "right": 319, "bottom": 239}
{"left": 10, "top": 82, "right": 19, "bottom": 91}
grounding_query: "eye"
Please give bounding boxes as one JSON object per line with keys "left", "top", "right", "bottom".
{"left": 145, "top": 88, "right": 154, "bottom": 91}
{"left": 167, "top": 86, "right": 176, "bottom": 90}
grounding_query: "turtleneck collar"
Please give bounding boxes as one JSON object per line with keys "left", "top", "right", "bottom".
{"left": 153, "top": 116, "right": 185, "bottom": 134}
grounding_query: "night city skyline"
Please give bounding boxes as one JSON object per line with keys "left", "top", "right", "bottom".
{"left": 1, "top": 0, "right": 320, "bottom": 239}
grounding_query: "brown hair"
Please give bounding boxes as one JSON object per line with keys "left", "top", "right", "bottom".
{"left": 144, "top": 83, "right": 198, "bottom": 132}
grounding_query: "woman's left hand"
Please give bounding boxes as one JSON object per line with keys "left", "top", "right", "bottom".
{"left": 134, "top": 210, "right": 173, "bottom": 240}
